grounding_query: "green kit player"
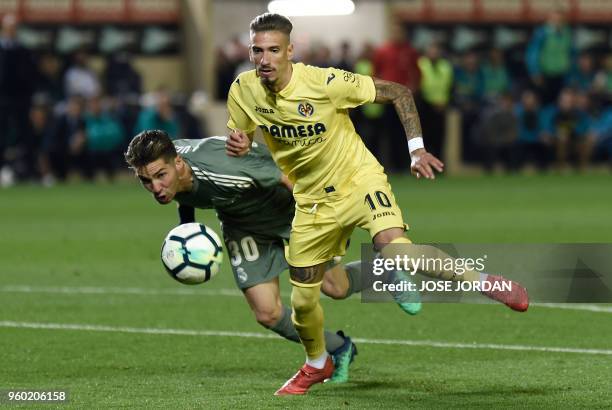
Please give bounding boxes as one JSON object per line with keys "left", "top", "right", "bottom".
{"left": 124, "top": 129, "right": 421, "bottom": 383}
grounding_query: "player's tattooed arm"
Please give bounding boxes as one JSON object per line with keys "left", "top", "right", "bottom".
{"left": 373, "top": 78, "right": 444, "bottom": 179}
{"left": 373, "top": 78, "right": 423, "bottom": 140}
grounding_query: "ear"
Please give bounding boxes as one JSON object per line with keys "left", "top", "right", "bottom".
{"left": 287, "top": 42, "right": 294, "bottom": 60}
{"left": 248, "top": 32, "right": 255, "bottom": 63}
{"left": 174, "top": 155, "right": 184, "bottom": 170}
{"left": 248, "top": 45, "right": 255, "bottom": 64}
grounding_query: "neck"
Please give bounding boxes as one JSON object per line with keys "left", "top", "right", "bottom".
{"left": 269, "top": 63, "right": 293, "bottom": 93}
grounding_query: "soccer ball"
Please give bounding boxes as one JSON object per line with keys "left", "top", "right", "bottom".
{"left": 161, "top": 223, "right": 223, "bottom": 285}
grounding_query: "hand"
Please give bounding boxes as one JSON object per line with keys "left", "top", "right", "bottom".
{"left": 410, "top": 149, "right": 444, "bottom": 179}
{"left": 226, "top": 129, "right": 251, "bottom": 157}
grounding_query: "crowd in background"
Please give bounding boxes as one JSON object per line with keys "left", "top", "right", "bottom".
{"left": 2, "top": 11, "right": 612, "bottom": 187}
{"left": 0, "top": 14, "right": 206, "bottom": 187}
{"left": 217, "top": 10, "right": 612, "bottom": 174}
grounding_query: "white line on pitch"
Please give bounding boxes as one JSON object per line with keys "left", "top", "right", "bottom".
{"left": 2, "top": 285, "right": 611, "bottom": 313}
{"left": 0, "top": 285, "right": 244, "bottom": 297}
{"left": 532, "top": 303, "right": 612, "bottom": 313}
{"left": 1, "top": 321, "right": 611, "bottom": 356}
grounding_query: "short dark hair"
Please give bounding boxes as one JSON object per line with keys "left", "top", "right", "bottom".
{"left": 124, "top": 129, "right": 177, "bottom": 169}
{"left": 249, "top": 13, "right": 292, "bottom": 37}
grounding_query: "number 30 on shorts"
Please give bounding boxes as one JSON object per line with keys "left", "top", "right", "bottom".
{"left": 227, "top": 236, "right": 260, "bottom": 266}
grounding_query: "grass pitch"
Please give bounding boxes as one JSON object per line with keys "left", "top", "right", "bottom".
{"left": 1, "top": 174, "right": 611, "bottom": 408}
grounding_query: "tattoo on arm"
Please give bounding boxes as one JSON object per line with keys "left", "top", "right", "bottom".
{"left": 373, "top": 78, "right": 423, "bottom": 140}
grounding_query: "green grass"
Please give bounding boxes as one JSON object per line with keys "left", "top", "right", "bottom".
{"left": 1, "top": 174, "right": 612, "bottom": 408}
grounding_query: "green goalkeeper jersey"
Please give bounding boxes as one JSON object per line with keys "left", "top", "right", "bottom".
{"left": 173, "top": 137, "right": 294, "bottom": 234}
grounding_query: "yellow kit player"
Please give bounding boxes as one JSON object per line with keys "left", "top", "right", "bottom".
{"left": 226, "top": 13, "right": 529, "bottom": 396}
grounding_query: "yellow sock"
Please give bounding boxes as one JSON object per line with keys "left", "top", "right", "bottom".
{"left": 380, "top": 237, "right": 481, "bottom": 282}
{"left": 290, "top": 281, "right": 325, "bottom": 359}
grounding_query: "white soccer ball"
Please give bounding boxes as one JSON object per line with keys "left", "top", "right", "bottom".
{"left": 161, "top": 223, "right": 223, "bottom": 285}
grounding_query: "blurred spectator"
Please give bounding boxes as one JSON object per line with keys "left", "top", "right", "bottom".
{"left": 174, "top": 92, "right": 206, "bottom": 140}
{"left": 134, "top": 90, "right": 180, "bottom": 139}
{"left": 352, "top": 42, "right": 384, "bottom": 159}
{"left": 514, "top": 89, "right": 551, "bottom": 170}
{"left": 22, "top": 97, "right": 52, "bottom": 182}
{"left": 481, "top": 49, "right": 511, "bottom": 102}
{"left": 310, "top": 44, "right": 332, "bottom": 68}
{"left": 215, "top": 35, "right": 250, "bottom": 99}
{"left": 506, "top": 45, "right": 532, "bottom": 92}
{"left": 114, "top": 94, "right": 141, "bottom": 148}
{"left": 593, "top": 53, "right": 612, "bottom": 100}
{"left": 474, "top": 93, "right": 518, "bottom": 172}
{"left": 226, "top": 35, "right": 248, "bottom": 64}
{"left": 232, "top": 43, "right": 252, "bottom": 79}
{"left": 215, "top": 47, "right": 236, "bottom": 100}
{"left": 41, "top": 95, "right": 86, "bottom": 183}
{"left": 454, "top": 51, "right": 483, "bottom": 106}
{"left": 373, "top": 22, "right": 420, "bottom": 91}
{"left": 591, "top": 106, "right": 612, "bottom": 166}
{"left": 565, "top": 52, "right": 596, "bottom": 92}
{"left": 574, "top": 91, "right": 598, "bottom": 170}
{"left": 453, "top": 51, "right": 483, "bottom": 163}
{"left": 35, "top": 53, "right": 64, "bottom": 103}
{"left": 540, "top": 88, "right": 594, "bottom": 170}
{"left": 526, "top": 10, "right": 576, "bottom": 104}
{"left": 335, "top": 41, "right": 353, "bottom": 71}
{"left": 0, "top": 13, "right": 36, "bottom": 182}
{"left": 373, "top": 22, "right": 421, "bottom": 172}
{"left": 64, "top": 50, "right": 100, "bottom": 99}
{"left": 417, "top": 42, "right": 453, "bottom": 161}
{"left": 82, "top": 95, "right": 125, "bottom": 181}
{"left": 104, "top": 52, "right": 142, "bottom": 99}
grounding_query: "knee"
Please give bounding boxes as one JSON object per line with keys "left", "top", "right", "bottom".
{"left": 291, "top": 286, "right": 319, "bottom": 314}
{"left": 322, "top": 276, "right": 347, "bottom": 300}
{"left": 373, "top": 228, "right": 407, "bottom": 251}
{"left": 253, "top": 306, "right": 282, "bottom": 328}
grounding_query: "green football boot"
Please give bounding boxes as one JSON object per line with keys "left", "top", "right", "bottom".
{"left": 329, "top": 331, "right": 357, "bottom": 383}
{"left": 389, "top": 269, "right": 422, "bottom": 315}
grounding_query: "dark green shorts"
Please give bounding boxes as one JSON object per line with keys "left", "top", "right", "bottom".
{"left": 221, "top": 224, "right": 291, "bottom": 290}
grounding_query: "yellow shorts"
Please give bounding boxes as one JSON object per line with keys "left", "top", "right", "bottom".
{"left": 286, "top": 170, "right": 406, "bottom": 267}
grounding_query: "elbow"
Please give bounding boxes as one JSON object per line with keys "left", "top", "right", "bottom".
{"left": 404, "top": 85, "right": 414, "bottom": 100}
{"left": 395, "top": 84, "right": 414, "bottom": 104}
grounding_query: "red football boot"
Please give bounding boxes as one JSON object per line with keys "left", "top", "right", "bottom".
{"left": 482, "top": 274, "right": 529, "bottom": 312}
{"left": 274, "top": 356, "right": 335, "bottom": 396}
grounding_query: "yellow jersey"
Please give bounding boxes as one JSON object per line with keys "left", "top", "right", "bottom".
{"left": 227, "top": 62, "right": 382, "bottom": 203}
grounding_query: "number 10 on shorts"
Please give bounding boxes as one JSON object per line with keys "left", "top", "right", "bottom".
{"left": 364, "top": 191, "right": 392, "bottom": 211}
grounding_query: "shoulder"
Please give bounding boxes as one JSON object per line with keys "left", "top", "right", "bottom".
{"left": 174, "top": 137, "right": 225, "bottom": 155}
{"left": 173, "top": 138, "right": 197, "bottom": 151}
{"left": 299, "top": 63, "right": 327, "bottom": 79}
{"left": 230, "top": 69, "right": 258, "bottom": 92}
{"left": 319, "top": 64, "right": 372, "bottom": 89}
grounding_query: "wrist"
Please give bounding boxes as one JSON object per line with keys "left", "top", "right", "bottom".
{"left": 408, "top": 136, "right": 424, "bottom": 154}
{"left": 410, "top": 148, "right": 426, "bottom": 157}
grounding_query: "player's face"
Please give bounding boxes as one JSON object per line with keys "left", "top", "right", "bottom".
{"left": 249, "top": 30, "right": 294, "bottom": 91}
{"left": 136, "top": 157, "right": 181, "bottom": 205}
